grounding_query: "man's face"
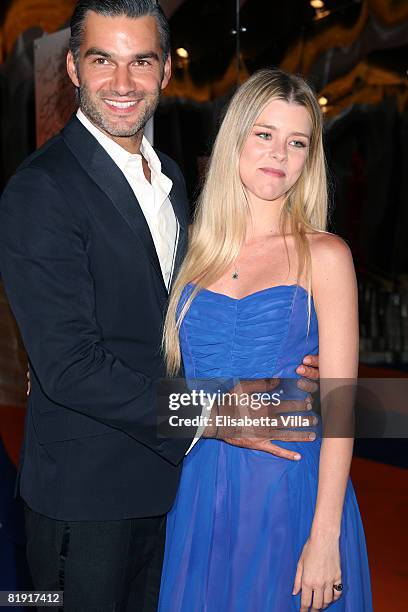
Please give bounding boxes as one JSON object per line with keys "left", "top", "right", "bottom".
{"left": 67, "top": 12, "right": 171, "bottom": 144}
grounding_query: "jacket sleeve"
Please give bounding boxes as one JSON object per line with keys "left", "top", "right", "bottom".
{"left": 0, "top": 166, "right": 198, "bottom": 465}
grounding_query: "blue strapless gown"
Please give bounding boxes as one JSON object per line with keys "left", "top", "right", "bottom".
{"left": 159, "top": 285, "right": 373, "bottom": 611}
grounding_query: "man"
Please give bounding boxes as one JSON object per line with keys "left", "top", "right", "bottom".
{"left": 0, "top": 1, "right": 319, "bottom": 609}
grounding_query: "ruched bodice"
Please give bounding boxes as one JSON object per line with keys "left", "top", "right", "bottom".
{"left": 159, "top": 285, "right": 373, "bottom": 612}
{"left": 179, "top": 283, "right": 318, "bottom": 380}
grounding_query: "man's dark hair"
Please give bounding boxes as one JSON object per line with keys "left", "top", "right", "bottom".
{"left": 69, "top": 0, "right": 170, "bottom": 66}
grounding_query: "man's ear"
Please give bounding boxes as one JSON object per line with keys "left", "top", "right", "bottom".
{"left": 67, "top": 50, "right": 80, "bottom": 88}
{"left": 161, "top": 55, "right": 172, "bottom": 91}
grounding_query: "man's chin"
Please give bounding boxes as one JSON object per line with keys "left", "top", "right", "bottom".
{"left": 100, "top": 120, "right": 143, "bottom": 139}
{"left": 105, "top": 127, "right": 140, "bottom": 138}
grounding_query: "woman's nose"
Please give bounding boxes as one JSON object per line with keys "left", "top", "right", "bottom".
{"left": 269, "top": 139, "right": 287, "bottom": 161}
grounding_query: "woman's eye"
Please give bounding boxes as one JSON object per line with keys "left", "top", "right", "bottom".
{"left": 290, "top": 140, "right": 307, "bottom": 148}
{"left": 256, "top": 132, "right": 271, "bottom": 140}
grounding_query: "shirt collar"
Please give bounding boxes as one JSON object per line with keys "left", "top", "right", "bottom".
{"left": 76, "top": 108, "right": 163, "bottom": 176}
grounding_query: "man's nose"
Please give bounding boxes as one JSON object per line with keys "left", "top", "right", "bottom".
{"left": 111, "top": 65, "right": 136, "bottom": 95}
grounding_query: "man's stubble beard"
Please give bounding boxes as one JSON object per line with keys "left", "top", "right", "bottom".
{"left": 78, "top": 80, "right": 161, "bottom": 138}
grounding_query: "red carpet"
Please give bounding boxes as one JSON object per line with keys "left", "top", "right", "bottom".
{"left": 350, "top": 458, "right": 408, "bottom": 610}
{"left": 0, "top": 404, "right": 25, "bottom": 466}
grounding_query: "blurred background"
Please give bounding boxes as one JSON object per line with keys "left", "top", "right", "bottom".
{"left": 0, "top": 0, "right": 407, "bottom": 609}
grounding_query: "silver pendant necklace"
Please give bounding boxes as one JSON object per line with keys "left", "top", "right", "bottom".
{"left": 231, "top": 234, "right": 272, "bottom": 280}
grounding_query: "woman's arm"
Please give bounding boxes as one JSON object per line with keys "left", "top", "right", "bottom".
{"left": 311, "top": 233, "right": 358, "bottom": 535}
{"left": 293, "top": 233, "right": 359, "bottom": 611}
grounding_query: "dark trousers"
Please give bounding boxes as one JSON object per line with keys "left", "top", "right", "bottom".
{"left": 24, "top": 505, "right": 166, "bottom": 612}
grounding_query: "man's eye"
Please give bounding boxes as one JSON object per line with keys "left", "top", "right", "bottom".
{"left": 94, "top": 58, "right": 109, "bottom": 65}
{"left": 134, "top": 60, "right": 150, "bottom": 67}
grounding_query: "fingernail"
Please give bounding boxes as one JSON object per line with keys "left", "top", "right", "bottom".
{"left": 309, "top": 433, "right": 316, "bottom": 440}
{"left": 304, "top": 357, "right": 311, "bottom": 364}
{"left": 294, "top": 453, "right": 301, "bottom": 460}
{"left": 306, "top": 403, "right": 312, "bottom": 410}
{"left": 298, "top": 366, "right": 305, "bottom": 374}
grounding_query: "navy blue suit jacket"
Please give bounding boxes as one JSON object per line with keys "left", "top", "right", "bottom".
{"left": 0, "top": 116, "right": 199, "bottom": 520}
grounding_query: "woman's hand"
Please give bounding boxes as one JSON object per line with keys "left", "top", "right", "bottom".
{"left": 292, "top": 532, "right": 343, "bottom": 610}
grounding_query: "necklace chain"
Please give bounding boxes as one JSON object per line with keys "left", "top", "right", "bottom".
{"left": 231, "top": 235, "right": 273, "bottom": 280}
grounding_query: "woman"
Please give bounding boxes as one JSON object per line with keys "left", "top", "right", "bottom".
{"left": 159, "top": 69, "right": 372, "bottom": 611}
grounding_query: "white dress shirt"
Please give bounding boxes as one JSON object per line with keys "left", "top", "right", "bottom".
{"left": 76, "top": 109, "right": 179, "bottom": 291}
{"left": 77, "top": 110, "right": 202, "bottom": 452}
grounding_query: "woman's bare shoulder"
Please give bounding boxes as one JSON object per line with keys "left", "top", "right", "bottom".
{"left": 307, "top": 231, "right": 355, "bottom": 290}
{"left": 307, "top": 231, "right": 352, "bottom": 262}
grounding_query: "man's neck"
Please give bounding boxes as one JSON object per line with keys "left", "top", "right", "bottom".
{"left": 108, "top": 132, "right": 143, "bottom": 155}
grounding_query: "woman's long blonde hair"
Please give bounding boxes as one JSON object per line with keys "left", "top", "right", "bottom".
{"left": 164, "top": 68, "right": 328, "bottom": 375}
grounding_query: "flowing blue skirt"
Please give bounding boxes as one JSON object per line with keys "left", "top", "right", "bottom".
{"left": 159, "top": 438, "right": 373, "bottom": 611}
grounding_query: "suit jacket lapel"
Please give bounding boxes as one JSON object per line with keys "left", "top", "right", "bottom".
{"left": 159, "top": 154, "right": 189, "bottom": 283}
{"left": 62, "top": 116, "right": 167, "bottom": 294}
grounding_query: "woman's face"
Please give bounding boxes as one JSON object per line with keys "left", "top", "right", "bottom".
{"left": 239, "top": 99, "right": 312, "bottom": 208}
